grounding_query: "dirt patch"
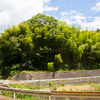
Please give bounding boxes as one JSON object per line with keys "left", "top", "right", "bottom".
{"left": 56, "top": 85, "right": 95, "bottom": 91}
{"left": 40, "top": 84, "right": 95, "bottom": 91}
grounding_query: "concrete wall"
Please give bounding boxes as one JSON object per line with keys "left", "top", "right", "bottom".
{"left": 11, "top": 69, "right": 100, "bottom": 81}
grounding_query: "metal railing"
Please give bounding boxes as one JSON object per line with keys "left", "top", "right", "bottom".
{"left": 0, "top": 87, "right": 100, "bottom": 100}
{"left": 0, "top": 76, "right": 100, "bottom": 84}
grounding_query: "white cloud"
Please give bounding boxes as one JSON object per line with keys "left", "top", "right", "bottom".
{"left": 0, "top": 11, "right": 10, "bottom": 25}
{"left": 61, "top": 10, "right": 86, "bottom": 25}
{"left": 0, "top": 0, "right": 58, "bottom": 32}
{"left": 61, "top": 10, "right": 100, "bottom": 30}
{"left": 91, "top": 2, "right": 100, "bottom": 12}
{"left": 44, "top": 5, "right": 59, "bottom": 11}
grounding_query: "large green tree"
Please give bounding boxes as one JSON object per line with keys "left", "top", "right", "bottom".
{"left": 0, "top": 13, "right": 100, "bottom": 77}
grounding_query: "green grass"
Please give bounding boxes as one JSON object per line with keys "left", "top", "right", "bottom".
{"left": 9, "top": 81, "right": 59, "bottom": 91}
{"left": 91, "top": 83, "right": 100, "bottom": 91}
{"left": 72, "top": 83, "right": 86, "bottom": 86}
{"left": 8, "top": 78, "right": 100, "bottom": 92}
{"left": 72, "top": 83, "right": 100, "bottom": 91}
{"left": 4, "top": 82, "right": 59, "bottom": 99}
{"left": 20, "top": 69, "right": 85, "bottom": 74}
{"left": 2, "top": 82, "right": 100, "bottom": 100}
{"left": 1, "top": 92, "right": 42, "bottom": 100}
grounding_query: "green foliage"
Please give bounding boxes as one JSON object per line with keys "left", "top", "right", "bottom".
{"left": 54, "top": 54, "right": 63, "bottom": 64}
{"left": 47, "top": 62, "right": 54, "bottom": 71}
{"left": 61, "top": 81, "right": 65, "bottom": 86}
{"left": 36, "top": 81, "right": 41, "bottom": 89}
{"left": 1, "top": 92, "right": 36, "bottom": 100}
{"left": 88, "top": 78, "right": 93, "bottom": 84}
{"left": 0, "top": 13, "right": 100, "bottom": 77}
{"left": 48, "top": 81, "right": 58, "bottom": 91}
{"left": 92, "top": 83, "right": 100, "bottom": 91}
{"left": 10, "top": 64, "right": 21, "bottom": 76}
{"left": 54, "top": 54, "right": 63, "bottom": 70}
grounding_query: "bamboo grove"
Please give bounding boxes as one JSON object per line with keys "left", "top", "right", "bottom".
{"left": 0, "top": 14, "right": 100, "bottom": 77}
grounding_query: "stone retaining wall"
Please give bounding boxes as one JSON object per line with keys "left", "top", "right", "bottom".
{"left": 11, "top": 69, "right": 100, "bottom": 81}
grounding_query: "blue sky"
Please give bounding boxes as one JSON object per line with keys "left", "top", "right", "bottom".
{"left": 0, "top": 0, "right": 100, "bottom": 32}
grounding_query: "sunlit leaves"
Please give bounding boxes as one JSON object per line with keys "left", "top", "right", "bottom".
{"left": 1, "top": 13, "right": 100, "bottom": 75}
{"left": 67, "top": 38, "right": 77, "bottom": 51}
{"left": 54, "top": 54, "right": 63, "bottom": 63}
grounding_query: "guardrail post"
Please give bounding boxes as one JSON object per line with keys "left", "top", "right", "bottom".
{"left": 49, "top": 96, "right": 51, "bottom": 100}
{"left": 14, "top": 93, "right": 16, "bottom": 99}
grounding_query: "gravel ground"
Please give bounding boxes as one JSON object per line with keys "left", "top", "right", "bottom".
{"left": 0, "top": 96, "right": 20, "bottom": 100}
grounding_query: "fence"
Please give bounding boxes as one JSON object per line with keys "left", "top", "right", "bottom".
{"left": 1, "top": 76, "right": 100, "bottom": 84}
{"left": 0, "top": 87, "right": 100, "bottom": 100}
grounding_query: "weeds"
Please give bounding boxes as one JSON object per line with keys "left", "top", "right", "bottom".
{"left": 49, "top": 81, "right": 54, "bottom": 87}
{"left": 91, "top": 83, "right": 100, "bottom": 91}
{"left": 2, "top": 81, "right": 100, "bottom": 100}
{"left": 1, "top": 92, "right": 37, "bottom": 100}
{"left": 88, "top": 78, "right": 93, "bottom": 84}
{"left": 70, "top": 88, "right": 72, "bottom": 91}
{"left": 48, "top": 81, "right": 58, "bottom": 91}
{"left": 36, "top": 81, "right": 41, "bottom": 89}
{"left": 61, "top": 81, "right": 65, "bottom": 86}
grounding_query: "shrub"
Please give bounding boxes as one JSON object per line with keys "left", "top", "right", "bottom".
{"left": 54, "top": 54, "right": 63, "bottom": 64}
{"left": 47, "top": 62, "right": 54, "bottom": 71}
{"left": 54, "top": 54, "right": 63, "bottom": 70}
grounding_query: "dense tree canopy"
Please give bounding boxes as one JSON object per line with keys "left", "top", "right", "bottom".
{"left": 0, "top": 13, "right": 100, "bottom": 77}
